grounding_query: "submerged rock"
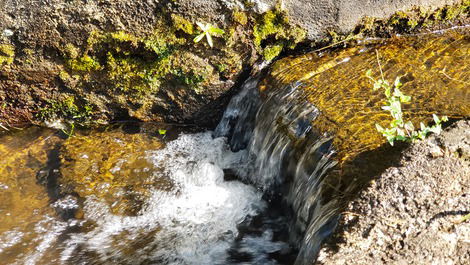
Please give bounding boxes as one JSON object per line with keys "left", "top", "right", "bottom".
{"left": 59, "top": 128, "right": 166, "bottom": 216}
{"left": 263, "top": 27, "right": 470, "bottom": 162}
{"left": 317, "top": 120, "right": 470, "bottom": 265}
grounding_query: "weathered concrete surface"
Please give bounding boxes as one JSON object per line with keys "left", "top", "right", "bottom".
{"left": 317, "top": 120, "right": 470, "bottom": 265}
{"left": 224, "top": 0, "right": 463, "bottom": 38}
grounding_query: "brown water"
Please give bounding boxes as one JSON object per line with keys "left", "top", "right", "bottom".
{"left": 263, "top": 28, "right": 470, "bottom": 162}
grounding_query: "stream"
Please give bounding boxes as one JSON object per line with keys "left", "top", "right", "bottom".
{"left": 1, "top": 27, "right": 469, "bottom": 265}
{"left": 0, "top": 77, "right": 323, "bottom": 265}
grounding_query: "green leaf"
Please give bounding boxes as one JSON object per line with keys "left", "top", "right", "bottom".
{"left": 441, "top": 116, "right": 448, "bottom": 122}
{"left": 385, "top": 87, "right": 391, "bottom": 98}
{"left": 158, "top": 129, "right": 167, "bottom": 135}
{"left": 395, "top": 135, "right": 407, "bottom": 141}
{"left": 193, "top": 33, "right": 205, "bottom": 43}
{"left": 196, "top": 22, "right": 209, "bottom": 31}
{"left": 381, "top": 105, "right": 391, "bottom": 111}
{"left": 394, "top": 76, "right": 402, "bottom": 88}
{"left": 400, "top": 95, "right": 411, "bottom": 103}
{"left": 375, "top": 123, "right": 384, "bottom": 132}
{"left": 404, "top": 121, "right": 414, "bottom": 131}
{"left": 420, "top": 122, "right": 426, "bottom": 131}
{"left": 396, "top": 128, "right": 405, "bottom": 137}
{"left": 393, "top": 88, "right": 403, "bottom": 97}
{"left": 206, "top": 32, "right": 213, "bottom": 47}
{"left": 209, "top": 27, "right": 225, "bottom": 35}
{"left": 373, "top": 82, "right": 381, "bottom": 91}
{"left": 429, "top": 125, "right": 442, "bottom": 135}
{"left": 391, "top": 100, "right": 402, "bottom": 109}
{"left": 432, "top": 114, "right": 440, "bottom": 124}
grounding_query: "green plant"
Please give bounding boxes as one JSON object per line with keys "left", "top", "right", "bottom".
{"left": 193, "top": 22, "right": 225, "bottom": 47}
{"left": 366, "top": 51, "right": 448, "bottom": 146}
{"left": 61, "top": 123, "right": 75, "bottom": 138}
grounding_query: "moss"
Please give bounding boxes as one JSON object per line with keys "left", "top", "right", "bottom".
{"left": 0, "top": 44, "right": 15, "bottom": 65}
{"left": 253, "top": 8, "right": 306, "bottom": 60}
{"left": 64, "top": 44, "right": 79, "bottom": 59}
{"left": 105, "top": 52, "right": 166, "bottom": 95}
{"left": 171, "top": 14, "right": 194, "bottom": 34}
{"left": 62, "top": 25, "right": 188, "bottom": 97}
{"left": 243, "top": 0, "right": 256, "bottom": 8}
{"left": 444, "top": 3, "right": 468, "bottom": 20}
{"left": 110, "top": 31, "right": 139, "bottom": 45}
{"left": 263, "top": 44, "right": 284, "bottom": 61}
{"left": 355, "top": 1, "right": 470, "bottom": 36}
{"left": 172, "top": 68, "right": 205, "bottom": 92}
{"left": 59, "top": 70, "right": 71, "bottom": 82}
{"left": 215, "top": 63, "right": 227, "bottom": 73}
{"left": 37, "top": 96, "right": 93, "bottom": 124}
{"left": 67, "top": 55, "right": 101, "bottom": 72}
{"left": 54, "top": 9, "right": 255, "bottom": 123}
{"left": 233, "top": 10, "right": 248, "bottom": 25}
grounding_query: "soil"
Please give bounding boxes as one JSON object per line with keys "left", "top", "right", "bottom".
{"left": 317, "top": 120, "right": 470, "bottom": 265}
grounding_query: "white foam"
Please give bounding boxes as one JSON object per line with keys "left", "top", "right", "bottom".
{"left": 61, "top": 132, "right": 267, "bottom": 264}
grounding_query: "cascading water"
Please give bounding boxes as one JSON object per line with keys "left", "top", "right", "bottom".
{"left": 215, "top": 75, "right": 341, "bottom": 265}
{"left": 0, "top": 74, "right": 339, "bottom": 265}
{"left": 60, "top": 132, "right": 291, "bottom": 265}
{"left": 2, "top": 27, "right": 469, "bottom": 265}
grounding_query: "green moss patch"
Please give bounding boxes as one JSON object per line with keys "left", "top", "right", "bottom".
{"left": 37, "top": 96, "right": 93, "bottom": 125}
{"left": 253, "top": 8, "right": 306, "bottom": 60}
{"left": 355, "top": 1, "right": 470, "bottom": 36}
{"left": 0, "top": 44, "right": 15, "bottom": 65}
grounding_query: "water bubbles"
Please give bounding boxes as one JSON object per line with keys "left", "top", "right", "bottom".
{"left": 58, "top": 131, "right": 286, "bottom": 264}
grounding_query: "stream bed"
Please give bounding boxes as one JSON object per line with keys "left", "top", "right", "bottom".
{"left": 0, "top": 123, "right": 298, "bottom": 264}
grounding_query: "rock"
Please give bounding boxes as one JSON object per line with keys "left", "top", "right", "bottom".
{"left": 286, "top": 0, "right": 463, "bottom": 39}
{"left": 318, "top": 120, "right": 470, "bottom": 265}
{"left": 1, "top": 0, "right": 467, "bottom": 128}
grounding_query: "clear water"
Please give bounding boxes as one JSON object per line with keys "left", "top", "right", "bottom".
{"left": 0, "top": 111, "right": 296, "bottom": 264}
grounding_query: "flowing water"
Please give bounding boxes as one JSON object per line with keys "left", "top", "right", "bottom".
{"left": 0, "top": 76, "right": 346, "bottom": 265}
{"left": 1, "top": 28, "right": 469, "bottom": 265}
{"left": 0, "top": 122, "right": 297, "bottom": 264}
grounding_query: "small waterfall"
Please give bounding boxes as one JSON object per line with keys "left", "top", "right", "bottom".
{"left": 215, "top": 75, "right": 342, "bottom": 264}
